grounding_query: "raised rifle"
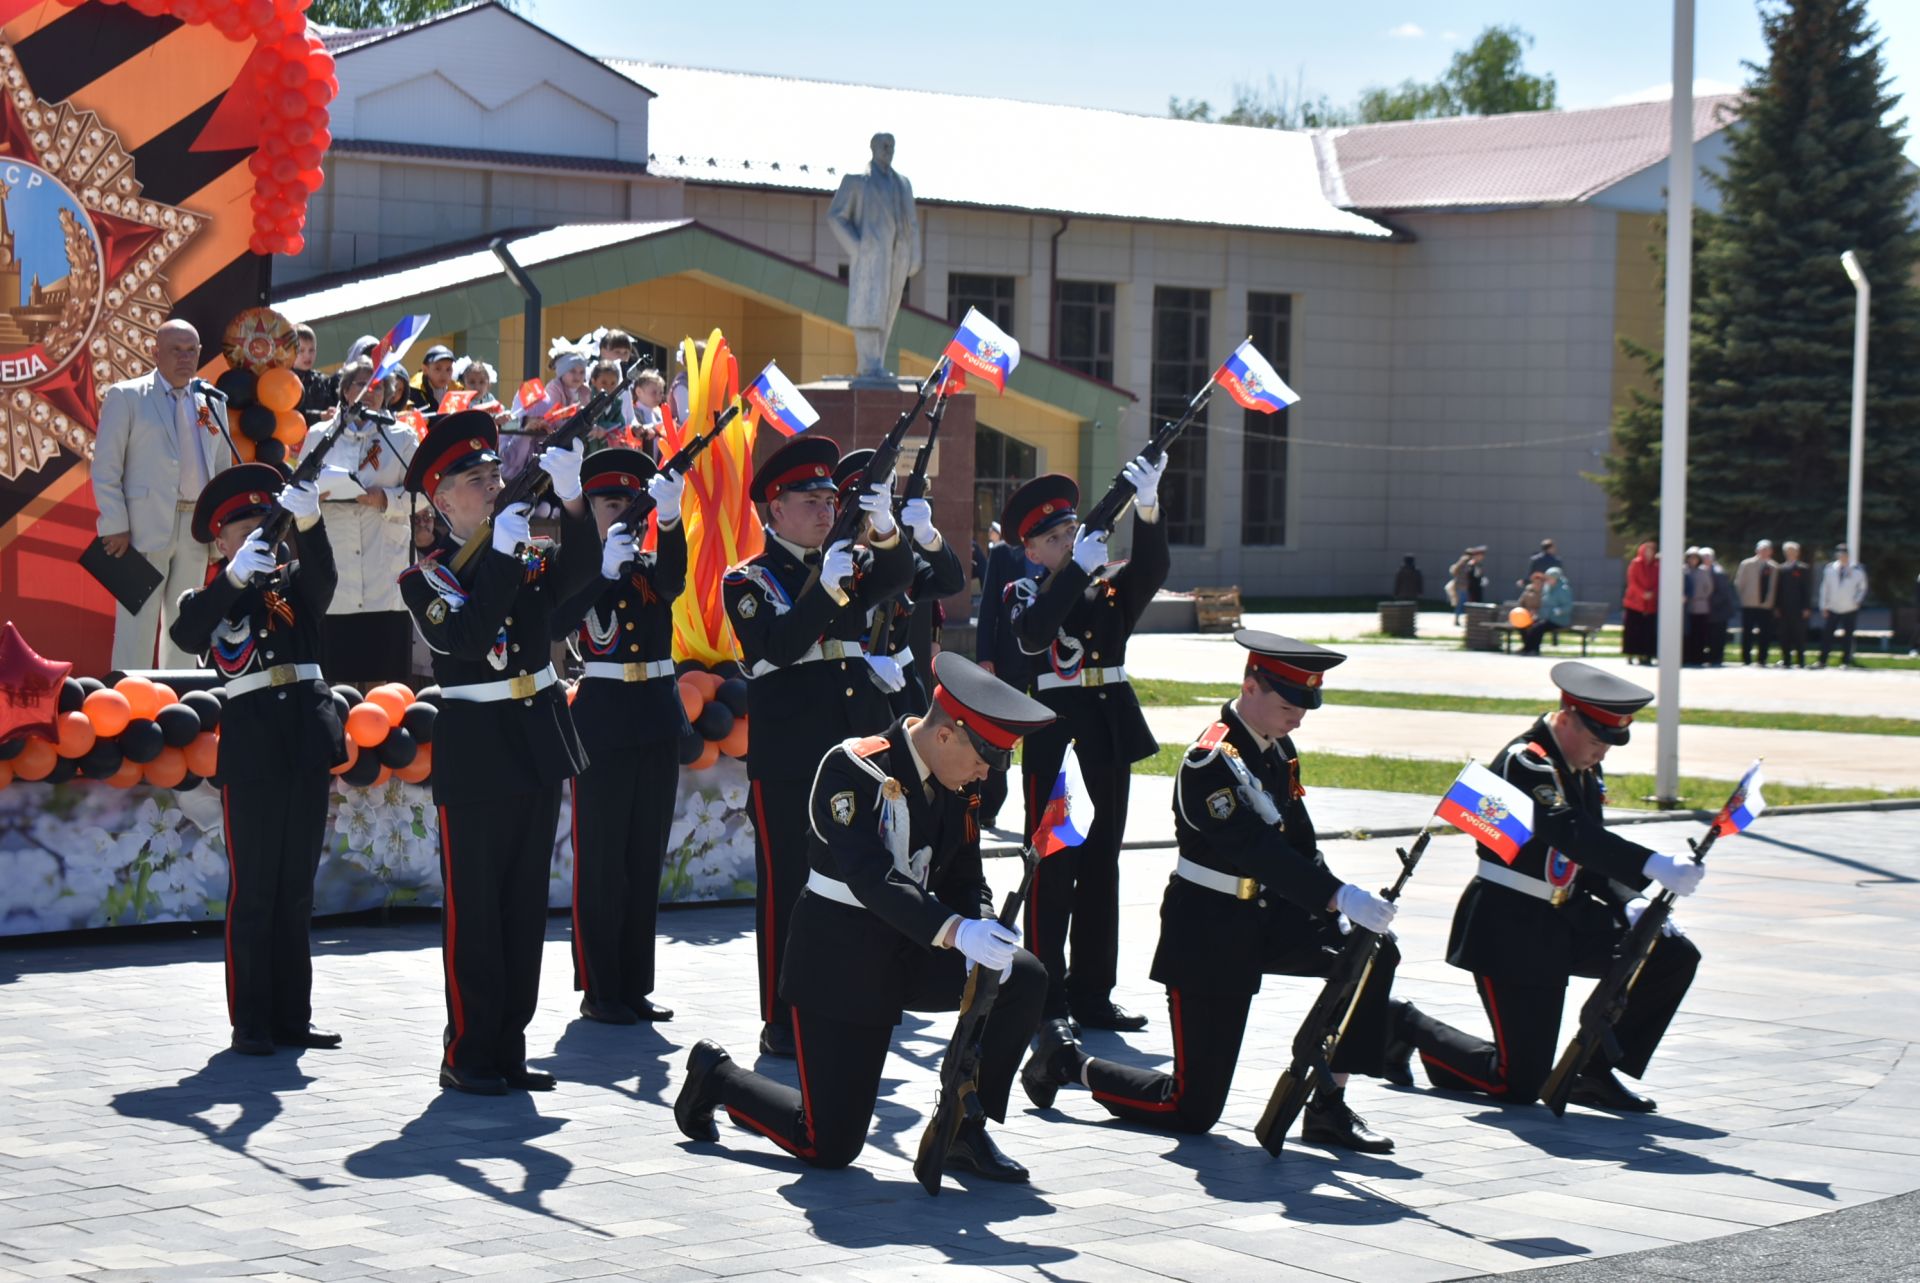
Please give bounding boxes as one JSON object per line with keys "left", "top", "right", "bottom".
{"left": 248, "top": 405, "right": 378, "bottom": 588}
{"left": 1253, "top": 827, "right": 1434, "bottom": 1156}
{"left": 810, "top": 359, "right": 949, "bottom": 598}
{"left": 605, "top": 404, "right": 741, "bottom": 535}
{"left": 866, "top": 384, "right": 954, "bottom": 654}
{"left": 1536, "top": 776, "right": 1744, "bottom": 1117}
{"left": 1077, "top": 375, "right": 1217, "bottom": 537}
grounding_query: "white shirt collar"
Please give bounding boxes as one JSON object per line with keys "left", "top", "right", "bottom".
{"left": 769, "top": 530, "right": 818, "bottom": 561}
{"left": 1227, "top": 698, "right": 1277, "bottom": 754}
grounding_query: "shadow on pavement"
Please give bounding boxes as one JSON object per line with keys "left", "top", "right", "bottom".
{"left": 534, "top": 1016, "right": 676, "bottom": 1106}
{"left": 110, "top": 1048, "right": 334, "bottom": 1191}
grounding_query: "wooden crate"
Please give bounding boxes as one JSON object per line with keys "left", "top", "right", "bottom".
{"left": 1193, "top": 586, "right": 1243, "bottom": 633}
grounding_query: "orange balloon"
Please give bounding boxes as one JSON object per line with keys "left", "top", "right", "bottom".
{"left": 718, "top": 716, "right": 749, "bottom": 758}
{"left": 396, "top": 743, "right": 432, "bottom": 784}
{"left": 144, "top": 746, "right": 187, "bottom": 788}
{"left": 84, "top": 688, "right": 132, "bottom": 737}
{"left": 115, "top": 675, "right": 163, "bottom": 721}
{"left": 107, "top": 758, "right": 144, "bottom": 788}
{"left": 185, "top": 731, "right": 221, "bottom": 779}
{"left": 1508, "top": 607, "right": 1534, "bottom": 630}
{"left": 256, "top": 366, "right": 303, "bottom": 413}
{"left": 365, "top": 685, "right": 409, "bottom": 725}
{"left": 689, "top": 739, "right": 720, "bottom": 770}
{"left": 56, "top": 711, "right": 97, "bottom": 759}
{"left": 373, "top": 766, "right": 392, "bottom": 789}
{"left": 685, "top": 670, "right": 723, "bottom": 700}
{"left": 13, "top": 738, "right": 56, "bottom": 780}
{"left": 345, "top": 702, "right": 391, "bottom": 748}
{"left": 233, "top": 435, "right": 258, "bottom": 462}
{"left": 677, "top": 677, "right": 704, "bottom": 722}
{"left": 273, "top": 409, "right": 308, "bottom": 450}
{"left": 153, "top": 682, "right": 179, "bottom": 707}
{"left": 331, "top": 740, "right": 360, "bottom": 776}
{"left": 0, "top": 760, "right": 11, "bottom": 789}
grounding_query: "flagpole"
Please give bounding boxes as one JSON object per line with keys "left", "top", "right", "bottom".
{"left": 1654, "top": 0, "right": 1694, "bottom": 809}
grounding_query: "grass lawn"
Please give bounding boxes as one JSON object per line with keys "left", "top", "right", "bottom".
{"left": 1127, "top": 678, "right": 1920, "bottom": 737}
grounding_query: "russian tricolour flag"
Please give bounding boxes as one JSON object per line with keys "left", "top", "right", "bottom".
{"left": 1034, "top": 747, "right": 1091, "bottom": 857}
{"left": 1213, "top": 339, "right": 1299, "bottom": 415}
{"left": 1436, "top": 762, "right": 1537, "bottom": 863}
{"left": 944, "top": 307, "right": 1021, "bottom": 393}
{"left": 371, "top": 314, "right": 431, "bottom": 378}
{"left": 1712, "top": 761, "right": 1767, "bottom": 836}
{"left": 745, "top": 361, "right": 820, "bottom": 437}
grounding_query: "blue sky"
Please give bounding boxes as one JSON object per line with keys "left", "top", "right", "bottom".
{"left": 526, "top": 0, "right": 1917, "bottom": 147}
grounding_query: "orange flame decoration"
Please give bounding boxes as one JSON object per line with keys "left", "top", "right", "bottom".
{"left": 660, "top": 330, "right": 765, "bottom": 667}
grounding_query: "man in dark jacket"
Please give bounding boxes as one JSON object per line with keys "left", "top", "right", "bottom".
{"left": 1772, "top": 541, "right": 1813, "bottom": 668}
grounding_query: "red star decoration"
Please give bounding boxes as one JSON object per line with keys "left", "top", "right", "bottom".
{"left": 0, "top": 621, "right": 72, "bottom": 745}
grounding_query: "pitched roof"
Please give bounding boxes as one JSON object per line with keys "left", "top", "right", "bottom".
{"left": 1318, "top": 95, "right": 1742, "bottom": 212}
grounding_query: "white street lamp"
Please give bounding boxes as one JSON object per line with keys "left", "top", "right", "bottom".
{"left": 1840, "top": 249, "right": 1868, "bottom": 563}
{"left": 1655, "top": 0, "right": 1695, "bottom": 807}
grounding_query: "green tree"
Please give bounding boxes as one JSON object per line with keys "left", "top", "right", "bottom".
{"left": 1168, "top": 72, "right": 1352, "bottom": 130}
{"left": 307, "top": 0, "right": 509, "bottom": 26}
{"left": 1439, "top": 25, "right": 1556, "bottom": 116}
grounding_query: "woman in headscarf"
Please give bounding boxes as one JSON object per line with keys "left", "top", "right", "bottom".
{"left": 1621, "top": 541, "right": 1658, "bottom": 665}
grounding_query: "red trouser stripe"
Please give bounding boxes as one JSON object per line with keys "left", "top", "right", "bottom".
{"left": 1092, "top": 988, "right": 1189, "bottom": 1112}
{"left": 1415, "top": 975, "right": 1512, "bottom": 1096}
{"left": 438, "top": 805, "right": 466, "bottom": 1068}
{"left": 751, "top": 781, "right": 777, "bottom": 1023}
{"left": 220, "top": 787, "right": 238, "bottom": 1027}
{"left": 725, "top": 1009, "right": 822, "bottom": 1159}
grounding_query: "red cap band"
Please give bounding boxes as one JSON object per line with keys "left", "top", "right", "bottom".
{"left": 1017, "top": 499, "right": 1074, "bottom": 540}
{"left": 1561, "top": 692, "right": 1633, "bottom": 728}
{"left": 933, "top": 684, "right": 1021, "bottom": 750}
{"left": 767, "top": 461, "right": 833, "bottom": 499}
{"left": 584, "top": 471, "right": 641, "bottom": 494}
{"left": 422, "top": 436, "right": 493, "bottom": 500}
{"left": 1247, "top": 652, "right": 1324, "bottom": 688}
{"left": 209, "top": 488, "right": 273, "bottom": 535}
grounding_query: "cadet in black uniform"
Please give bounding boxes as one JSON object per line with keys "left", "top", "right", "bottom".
{"left": 398, "top": 411, "right": 599, "bottom": 1095}
{"left": 723, "top": 435, "right": 913, "bottom": 1057}
{"left": 674, "top": 654, "right": 1051, "bottom": 1179}
{"left": 1387, "top": 663, "right": 1707, "bottom": 1112}
{"left": 551, "top": 448, "right": 687, "bottom": 1024}
{"left": 171, "top": 464, "right": 345, "bottom": 1056}
{"left": 1003, "top": 459, "right": 1169, "bottom": 1030}
{"left": 1021, "top": 633, "right": 1400, "bottom": 1150}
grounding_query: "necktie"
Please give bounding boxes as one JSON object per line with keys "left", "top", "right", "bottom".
{"left": 174, "top": 387, "right": 207, "bottom": 500}
{"left": 804, "top": 551, "right": 822, "bottom": 568}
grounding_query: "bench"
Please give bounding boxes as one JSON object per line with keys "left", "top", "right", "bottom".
{"left": 1568, "top": 601, "right": 1611, "bottom": 656}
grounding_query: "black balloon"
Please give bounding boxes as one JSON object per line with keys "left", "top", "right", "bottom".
{"left": 216, "top": 368, "right": 257, "bottom": 404}
{"left": 676, "top": 727, "right": 705, "bottom": 765}
{"left": 156, "top": 703, "right": 202, "bottom": 748}
{"left": 332, "top": 691, "right": 354, "bottom": 723}
{"left": 58, "top": 676, "right": 85, "bottom": 713}
{"left": 0, "top": 737, "right": 23, "bottom": 760}
{"left": 79, "top": 740, "right": 124, "bottom": 779}
{"left": 46, "top": 756, "right": 80, "bottom": 784}
{"left": 401, "top": 700, "right": 436, "bottom": 745}
{"left": 376, "top": 726, "right": 417, "bottom": 769}
{"left": 182, "top": 689, "right": 222, "bottom": 733}
{"left": 255, "top": 438, "right": 287, "bottom": 465}
{"left": 119, "top": 719, "right": 164, "bottom": 764}
{"left": 413, "top": 685, "right": 444, "bottom": 709}
{"left": 342, "top": 749, "right": 383, "bottom": 787}
{"left": 77, "top": 675, "right": 106, "bottom": 697}
{"left": 675, "top": 659, "right": 706, "bottom": 678}
{"left": 715, "top": 677, "right": 749, "bottom": 718}
{"left": 239, "top": 401, "right": 277, "bottom": 442}
{"left": 177, "top": 772, "right": 203, "bottom": 793}
{"left": 693, "top": 702, "right": 734, "bottom": 741}
{"left": 331, "top": 683, "right": 361, "bottom": 706}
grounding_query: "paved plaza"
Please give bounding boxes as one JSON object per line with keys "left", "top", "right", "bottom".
{"left": 3, "top": 808, "right": 1917, "bottom": 1282}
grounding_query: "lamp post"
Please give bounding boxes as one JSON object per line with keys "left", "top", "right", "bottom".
{"left": 1654, "top": 0, "right": 1694, "bottom": 808}
{"left": 1840, "top": 249, "right": 1868, "bottom": 562}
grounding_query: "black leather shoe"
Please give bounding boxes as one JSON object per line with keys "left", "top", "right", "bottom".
{"left": 633, "top": 998, "right": 674, "bottom": 1022}
{"left": 230, "top": 1030, "right": 274, "bottom": 1056}
{"left": 1071, "top": 1000, "right": 1148, "bottom": 1032}
{"left": 580, "top": 997, "right": 640, "bottom": 1025}
{"left": 1301, "top": 1090, "right": 1395, "bottom": 1154}
{"left": 271, "top": 1025, "right": 342, "bottom": 1049}
{"left": 439, "top": 1065, "right": 509, "bottom": 1096}
{"left": 759, "top": 1020, "right": 796, "bottom": 1058}
{"left": 944, "top": 1116, "right": 1029, "bottom": 1183}
{"left": 1570, "top": 1067, "right": 1657, "bottom": 1113}
{"left": 1021, "top": 1019, "right": 1081, "bottom": 1110}
{"left": 502, "top": 1066, "right": 557, "bottom": 1092}
{"left": 675, "top": 1040, "right": 731, "bottom": 1143}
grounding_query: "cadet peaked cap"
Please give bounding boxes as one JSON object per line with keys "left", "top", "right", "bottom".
{"left": 405, "top": 409, "right": 500, "bottom": 500}
{"left": 929, "top": 652, "right": 1055, "bottom": 772}
{"left": 832, "top": 448, "right": 875, "bottom": 499}
{"left": 581, "top": 447, "right": 656, "bottom": 498}
{"left": 750, "top": 435, "right": 840, "bottom": 503}
{"left": 1552, "top": 661, "right": 1652, "bottom": 746}
{"left": 1001, "top": 474, "right": 1079, "bottom": 542}
{"left": 192, "top": 462, "right": 289, "bottom": 544}
{"left": 1237, "top": 630, "right": 1346, "bottom": 710}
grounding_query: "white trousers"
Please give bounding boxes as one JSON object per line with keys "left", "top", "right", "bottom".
{"left": 110, "top": 504, "right": 211, "bottom": 672}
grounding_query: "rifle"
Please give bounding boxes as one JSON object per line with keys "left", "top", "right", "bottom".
{"left": 1537, "top": 777, "right": 1742, "bottom": 1117}
{"left": 1077, "top": 373, "right": 1218, "bottom": 536}
{"left": 810, "top": 358, "right": 949, "bottom": 599}
{"left": 447, "top": 360, "right": 648, "bottom": 573}
{"left": 912, "top": 839, "right": 1041, "bottom": 1196}
{"left": 1253, "top": 827, "right": 1434, "bottom": 1156}
{"left": 248, "top": 406, "right": 372, "bottom": 588}
{"left": 866, "top": 385, "right": 954, "bottom": 654}
{"left": 605, "top": 404, "right": 740, "bottom": 535}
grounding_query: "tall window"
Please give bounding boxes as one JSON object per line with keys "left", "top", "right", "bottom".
{"left": 974, "top": 424, "right": 1037, "bottom": 541}
{"left": 1054, "top": 280, "right": 1115, "bottom": 383}
{"left": 948, "top": 274, "right": 1017, "bottom": 335}
{"left": 1241, "top": 292, "right": 1293, "bottom": 545}
{"left": 1152, "top": 287, "right": 1211, "bottom": 545}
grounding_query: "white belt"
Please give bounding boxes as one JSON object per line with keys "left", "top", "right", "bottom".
{"left": 1175, "top": 856, "right": 1259, "bottom": 900}
{"left": 581, "top": 659, "right": 675, "bottom": 683}
{"left": 439, "top": 665, "right": 558, "bottom": 703}
{"left": 749, "top": 638, "right": 866, "bottom": 678}
{"left": 895, "top": 645, "right": 914, "bottom": 668}
{"left": 1474, "top": 860, "right": 1567, "bottom": 906}
{"left": 1036, "top": 664, "right": 1127, "bottom": 692}
{"left": 805, "top": 870, "right": 864, "bottom": 908}
{"left": 224, "top": 662, "right": 323, "bottom": 697}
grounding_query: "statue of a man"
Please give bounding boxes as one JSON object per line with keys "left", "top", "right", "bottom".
{"left": 828, "top": 133, "right": 921, "bottom": 381}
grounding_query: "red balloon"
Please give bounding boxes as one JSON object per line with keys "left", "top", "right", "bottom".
{"left": 250, "top": 233, "right": 272, "bottom": 256}
{"left": 282, "top": 234, "right": 306, "bottom": 255}
{"left": 278, "top": 59, "right": 310, "bottom": 89}
{"left": 174, "top": 0, "right": 206, "bottom": 20}
{"left": 263, "top": 133, "right": 290, "bottom": 157}
{"left": 285, "top": 120, "right": 314, "bottom": 147}
{"left": 270, "top": 157, "right": 298, "bottom": 185}
{"left": 0, "top": 622, "right": 72, "bottom": 746}
{"left": 303, "top": 78, "right": 333, "bottom": 106}
{"left": 245, "top": 0, "right": 275, "bottom": 31}
{"left": 312, "top": 127, "right": 333, "bottom": 151}
{"left": 291, "top": 144, "right": 321, "bottom": 170}
{"left": 297, "top": 168, "right": 324, "bottom": 192}
{"left": 275, "top": 90, "right": 308, "bottom": 119}
{"left": 247, "top": 150, "right": 273, "bottom": 176}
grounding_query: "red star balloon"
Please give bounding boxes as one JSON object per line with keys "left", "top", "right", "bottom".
{"left": 0, "top": 622, "right": 72, "bottom": 745}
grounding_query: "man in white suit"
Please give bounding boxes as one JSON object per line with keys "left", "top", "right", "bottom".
{"left": 92, "top": 319, "right": 238, "bottom": 669}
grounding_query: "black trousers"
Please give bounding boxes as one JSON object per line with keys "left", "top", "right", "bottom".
{"left": 1684, "top": 614, "right": 1712, "bottom": 665}
{"left": 1820, "top": 611, "right": 1860, "bottom": 666}
{"left": 1087, "top": 930, "right": 1401, "bottom": 1134}
{"left": 570, "top": 744, "right": 676, "bottom": 1006}
{"left": 437, "top": 785, "right": 564, "bottom": 1076}
{"left": 1775, "top": 613, "right": 1809, "bottom": 666}
{"left": 1401, "top": 932, "right": 1700, "bottom": 1103}
{"left": 1740, "top": 607, "right": 1774, "bottom": 665}
{"left": 716, "top": 949, "right": 1047, "bottom": 1169}
{"left": 220, "top": 770, "right": 332, "bottom": 1036}
{"left": 749, "top": 776, "right": 811, "bottom": 1028}
{"left": 1021, "top": 744, "right": 1131, "bottom": 1020}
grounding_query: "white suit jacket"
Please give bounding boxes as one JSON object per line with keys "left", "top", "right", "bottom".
{"left": 91, "top": 370, "right": 237, "bottom": 553}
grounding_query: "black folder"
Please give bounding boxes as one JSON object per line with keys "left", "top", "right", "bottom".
{"left": 78, "top": 539, "right": 164, "bottom": 615}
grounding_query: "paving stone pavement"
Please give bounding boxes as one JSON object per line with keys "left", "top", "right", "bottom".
{"left": 2, "top": 809, "right": 1917, "bottom": 1282}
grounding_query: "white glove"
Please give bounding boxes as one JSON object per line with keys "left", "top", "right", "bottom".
{"left": 857, "top": 479, "right": 898, "bottom": 538}
{"left": 954, "top": 917, "right": 1020, "bottom": 977}
{"left": 1334, "top": 883, "right": 1397, "bottom": 934}
{"left": 1071, "top": 526, "right": 1109, "bottom": 573}
{"left": 538, "top": 440, "right": 586, "bottom": 502}
{"left": 492, "top": 502, "right": 532, "bottom": 557}
{"left": 865, "top": 654, "right": 907, "bottom": 692}
{"left": 600, "top": 522, "right": 636, "bottom": 580}
{"left": 647, "top": 468, "right": 684, "bottom": 524}
{"left": 278, "top": 480, "right": 321, "bottom": 522}
{"left": 1623, "top": 899, "right": 1682, "bottom": 937}
{"left": 1641, "top": 852, "right": 1705, "bottom": 898}
{"left": 819, "top": 538, "right": 856, "bottom": 587}
{"left": 1122, "top": 452, "right": 1167, "bottom": 510}
{"left": 900, "top": 496, "right": 937, "bottom": 546}
{"left": 224, "top": 530, "right": 276, "bottom": 587}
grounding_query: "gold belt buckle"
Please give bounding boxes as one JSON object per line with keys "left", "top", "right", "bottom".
{"left": 268, "top": 663, "right": 298, "bottom": 687}
{"left": 821, "top": 640, "right": 846, "bottom": 661}
{"left": 1083, "top": 667, "right": 1106, "bottom": 688}
{"left": 1236, "top": 877, "right": 1258, "bottom": 900}
{"left": 508, "top": 673, "right": 539, "bottom": 699}
{"left": 623, "top": 662, "right": 646, "bottom": 682}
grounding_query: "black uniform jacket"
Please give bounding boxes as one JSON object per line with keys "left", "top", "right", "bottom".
{"left": 552, "top": 519, "right": 689, "bottom": 753}
{"left": 1446, "top": 716, "right": 1656, "bottom": 983}
{"left": 1152, "top": 702, "right": 1343, "bottom": 995}
{"left": 171, "top": 522, "right": 346, "bottom": 784}
{"left": 779, "top": 719, "right": 994, "bottom": 1026}
{"left": 878, "top": 534, "right": 966, "bottom": 701}
{"left": 399, "top": 507, "right": 600, "bottom": 804}
{"left": 723, "top": 529, "right": 913, "bottom": 783}
{"left": 1008, "top": 511, "right": 1169, "bottom": 766}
